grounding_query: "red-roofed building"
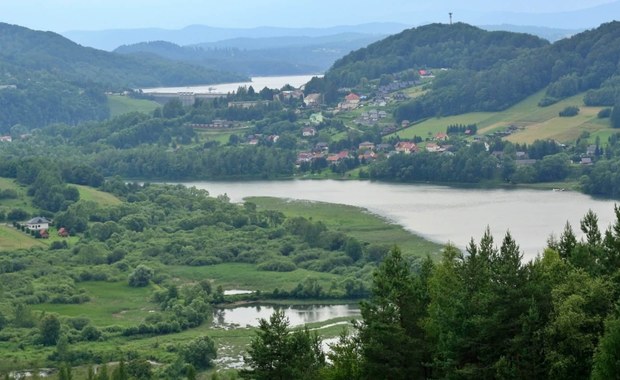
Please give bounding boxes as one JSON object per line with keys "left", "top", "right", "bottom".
{"left": 345, "top": 93, "right": 360, "bottom": 102}
{"left": 435, "top": 132, "right": 449, "bottom": 141}
{"left": 339, "top": 93, "right": 361, "bottom": 110}
{"left": 394, "top": 141, "right": 418, "bottom": 154}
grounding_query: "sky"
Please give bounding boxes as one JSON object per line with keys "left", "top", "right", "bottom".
{"left": 0, "top": 0, "right": 616, "bottom": 32}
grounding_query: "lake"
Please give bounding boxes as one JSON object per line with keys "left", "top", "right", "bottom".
{"left": 141, "top": 74, "right": 321, "bottom": 94}
{"left": 213, "top": 304, "right": 360, "bottom": 328}
{"left": 180, "top": 180, "right": 619, "bottom": 261}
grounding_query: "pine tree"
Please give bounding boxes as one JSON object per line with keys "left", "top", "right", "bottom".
{"left": 357, "top": 246, "right": 431, "bottom": 379}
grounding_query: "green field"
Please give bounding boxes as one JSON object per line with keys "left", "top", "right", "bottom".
{"left": 0, "top": 225, "right": 46, "bottom": 251}
{"left": 35, "top": 281, "right": 157, "bottom": 327}
{"left": 107, "top": 94, "right": 159, "bottom": 117}
{"left": 392, "top": 90, "right": 614, "bottom": 144}
{"left": 247, "top": 196, "right": 442, "bottom": 258}
{"left": 0, "top": 177, "right": 36, "bottom": 213}
{"left": 168, "top": 263, "right": 340, "bottom": 292}
{"left": 75, "top": 185, "right": 122, "bottom": 206}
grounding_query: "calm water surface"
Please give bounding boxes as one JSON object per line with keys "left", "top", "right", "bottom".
{"left": 181, "top": 180, "right": 619, "bottom": 261}
{"left": 213, "top": 304, "right": 360, "bottom": 328}
{"left": 141, "top": 74, "right": 320, "bottom": 94}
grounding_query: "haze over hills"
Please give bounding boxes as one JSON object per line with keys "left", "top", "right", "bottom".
{"left": 115, "top": 34, "right": 385, "bottom": 76}
{"left": 64, "top": 23, "right": 409, "bottom": 52}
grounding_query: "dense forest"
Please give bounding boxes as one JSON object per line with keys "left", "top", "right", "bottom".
{"left": 0, "top": 23, "right": 246, "bottom": 133}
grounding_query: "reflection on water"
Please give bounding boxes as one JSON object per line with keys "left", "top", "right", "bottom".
{"left": 213, "top": 304, "right": 360, "bottom": 328}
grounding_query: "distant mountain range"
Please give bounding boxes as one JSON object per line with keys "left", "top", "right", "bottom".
{"left": 114, "top": 33, "right": 386, "bottom": 76}
{"left": 64, "top": 23, "right": 409, "bottom": 51}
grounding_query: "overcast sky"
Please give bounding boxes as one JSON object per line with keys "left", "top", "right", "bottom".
{"left": 0, "top": 0, "right": 616, "bottom": 32}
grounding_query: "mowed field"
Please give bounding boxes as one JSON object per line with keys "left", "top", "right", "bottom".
{"left": 392, "top": 90, "right": 615, "bottom": 144}
{"left": 107, "top": 94, "right": 160, "bottom": 117}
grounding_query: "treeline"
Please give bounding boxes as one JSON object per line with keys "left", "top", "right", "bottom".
{"left": 367, "top": 141, "right": 575, "bottom": 184}
{"left": 446, "top": 123, "right": 477, "bottom": 135}
{"left": 243, "top": 208, "right": 620, "bottom": 379}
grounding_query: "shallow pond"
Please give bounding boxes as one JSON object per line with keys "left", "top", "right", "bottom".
{"left": 212, "top": 304, "right": 360, "bottom": 328}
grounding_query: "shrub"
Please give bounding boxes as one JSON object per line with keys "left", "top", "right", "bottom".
{"left": 598, "top": 108, "right": 612, "bottom": 118}
{"left": 559, "top": 106, "right": 580, "bottom": 117}
{"left": 257, "top": 259, "right": 297, "bottom": 272}
{"left": 538, "top": 96, "right": 558, "bottom": 107}
{"left": 81, "top": 325, "right": 102, "bottom": 341}
{"left": 128, "top": 265, "right": 154, "bottom": 287}
{"left": 180, "top": 336, "right": 217, "bottom": 369}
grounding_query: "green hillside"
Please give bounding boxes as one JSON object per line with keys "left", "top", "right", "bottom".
{"left": 393, "top": 90, "right": 613, "bottom": 144}
{"left": 317, "top": 21, "right": 620, "bottom": 126}
{"left": 0, "top": 22, "right": 246, "bottom": 133}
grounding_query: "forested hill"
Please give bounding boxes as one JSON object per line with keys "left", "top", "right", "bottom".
{"left": 0, "top": 23, "right": 245, "bottom": 88}
{"left": 0, "top": 23, "right": 246, "bottom": 133}
{"left": 114, "top": 33, "right": 384, "bottom": 76}
{"left": 318, "top": 21, "right": 620, "bottom": 120}
{"left": 325, "top": 23, "right": 549, "bottom": 88}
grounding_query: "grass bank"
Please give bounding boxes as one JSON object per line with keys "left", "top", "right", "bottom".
{"left": 247, "top": 196, "right": 442, "bottom": 258}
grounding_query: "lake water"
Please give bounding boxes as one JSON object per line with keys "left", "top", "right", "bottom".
{"left": 141, "top": 74, "right": 321, "bottom": 94}
{"left": 181, "top": 180, "right": 619, "bottom": 261}
{"left": 213, "top": 304, "right": 360, "bottom": 328}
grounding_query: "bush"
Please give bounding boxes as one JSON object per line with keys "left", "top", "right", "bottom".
{"left": 128, "top": 265, "right": 154, "bottom": 287}
{"left": 559, "top": 106, "right": 580, "bottom": 117}
{"left": 180, "top": 336, "right": 217, "bottom": 369}
{"left": 50, "top": 241, "right": 68, "bottom": 250}
{"left": 598, "top": 108, "right": 612, "bottom": 118}
{"left": 538, "top": 97, "right": 558, "bottom": 107}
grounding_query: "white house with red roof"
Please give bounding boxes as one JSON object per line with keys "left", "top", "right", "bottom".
{"left": 394, "top": 141, "right": 418, "bottom": 154}
{"left": 339, "top": 93, "right": 361, "bottom": 110}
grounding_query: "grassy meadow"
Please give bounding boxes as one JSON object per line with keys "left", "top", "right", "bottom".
{"left": 107, "top": 94, "right": 159, "bottom": 117}
{"left": 247, "top": 196, "right": 442, "bottom": 258}
{"left": 75, "top": 185, "right": 122, "bottom": 206}
{"left": 391, "top": 90, "right": 615, "bottom": 144}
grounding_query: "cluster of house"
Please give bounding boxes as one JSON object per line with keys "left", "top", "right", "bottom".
{"left": 580, "top": 144, "right": 600, "bottom": 165}
{"left": 296, "top": 133, "right": 456, "bottom": 166}
{"left": 356, "top": 109, "right": 389, "bottom": 126}
{"left": 20, "top": 216, "right": 69, "bottom": 239}
{"left": 377, "top": 80, "right": 417, "bottom": 95}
